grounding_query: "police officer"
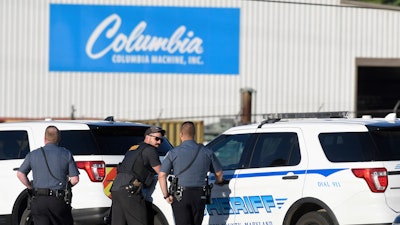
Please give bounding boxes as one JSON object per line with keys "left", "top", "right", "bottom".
{"left": 16, "top": 125, "right": 80, "bottom": 225}
{"left": 158, "top": 121, "right": 224, "bottom": 225}
{"left": 111, "top": 126, "right": 165, "bottom": 225}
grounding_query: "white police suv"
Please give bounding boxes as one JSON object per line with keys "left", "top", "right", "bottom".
{"left": 112, "top": 113, "right": 399, "bottom": 225}
{"left": 0, "top": 119, "right": 172, "bottom": 225}
{"left": 200, "top": 113, "right": 400, "bottom": 225}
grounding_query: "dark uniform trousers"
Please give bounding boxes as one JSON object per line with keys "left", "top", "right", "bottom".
{"left": 111, "top": 190, "right": 148, "bottom": 225}
{"left": 31, "top": 196, "right": 73, "bottom": 225}
{"left": 172, "top": 187, "right": 206, "bottom": 225}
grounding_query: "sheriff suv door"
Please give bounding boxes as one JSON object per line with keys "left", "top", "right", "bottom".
{"left": 233, "top": 128, "right": 307, "bottom": 224}
{"left": 204, "top": 133, "right": 255, "bottom": 225}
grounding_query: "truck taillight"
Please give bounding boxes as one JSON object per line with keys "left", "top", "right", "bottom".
{"left": 76, "top": 161, "right": 105, "bottom": 182}
{"left": 352, "top": 168, "right": 388, "bottom": 193}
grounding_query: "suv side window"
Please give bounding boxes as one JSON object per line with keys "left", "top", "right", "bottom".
{"left": 0, "top": 131, "right": 30, "bottom": 160}
{"left": 208, "top": 134, "right": 251, "bottom": 170}
{"left": 89, "top": 126, "right": 172, "bottom": 156}
{"left": 59, "top": 130, "right": 99, "bottom": 155}
{"left": 60, "top": 126, "right": 173, "bottom": 156}
{"left": 250, "top": 132, "right": 301, "bottom": 168}
{"left": 368, "top": 127, "right": 400, "bottom": 160}
{"left": 319, "top": 132, "right": 376, "bottom": 162}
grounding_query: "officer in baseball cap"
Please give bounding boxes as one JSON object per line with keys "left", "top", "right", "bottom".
{"left": 111, "top": 125, "right": 165, "bottom": 225}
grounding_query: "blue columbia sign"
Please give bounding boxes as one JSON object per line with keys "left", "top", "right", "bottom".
{"left": 49, "top": 4, "right": 240, "bottom": 74}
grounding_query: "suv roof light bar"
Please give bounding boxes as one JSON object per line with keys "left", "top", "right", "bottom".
{"left": 258, "top": 111, "right": 349, "bottom": 128}
{"left": 263, "top": 111, "right": 349, "bottom": 120}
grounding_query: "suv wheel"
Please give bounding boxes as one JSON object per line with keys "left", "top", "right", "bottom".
{"left": 19, "top": 209, "right": 33, "bottom": 225}
{"left": 296, "top": 211, "right": 332, "bottom": 225}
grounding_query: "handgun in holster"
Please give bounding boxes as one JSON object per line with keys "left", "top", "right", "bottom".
{"left": 203, "top": 176, "right": 213, "bottom": 204}
{"left": 27, "top": 188, "right": 34, "bottom": 210}
{"left": 127, "top": 179, "right": 142, "bottom": 195}
{"left": 64, "top": 181, "right": 73, "bottom": 205}
{"left": 168, "top": 176, "right": 183, "bottom": 201}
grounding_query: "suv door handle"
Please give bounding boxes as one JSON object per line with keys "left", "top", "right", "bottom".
{"left": 282, "top": 175, "right": 298, "bottom": 180}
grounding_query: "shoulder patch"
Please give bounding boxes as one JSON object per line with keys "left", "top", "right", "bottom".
{"left": 129, "top": 145, "right": 140, "bottom": 151}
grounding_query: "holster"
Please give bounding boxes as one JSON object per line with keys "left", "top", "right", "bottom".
{"left": 203, "top": 183, "right": 213, "bottom": 204}
{"left": 126, "top": 179, "right": 142, "bottom": 195}
{"left": 27, "top": 188, "right": 34, "bottom": 210}
{"left": 168, "top": 177, "right": 178, "bottom": 196}
{"left": 168, "top": 177, "right": 183, "bottom": 201}
{"left": 64, "top": 182, "right": 73, "bottom": 205}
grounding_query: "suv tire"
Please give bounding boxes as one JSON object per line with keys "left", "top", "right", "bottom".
{"left": 19, "top": 209, "right": 32, "bottom": 225}
{"left": 296, "top": 211, "right": 332, "bottom": 225}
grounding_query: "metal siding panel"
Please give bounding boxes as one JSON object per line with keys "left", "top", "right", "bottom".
{"left": 1, "top": 0, "right": 400, "bottom": 124}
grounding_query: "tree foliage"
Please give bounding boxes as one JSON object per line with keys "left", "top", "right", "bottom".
{"left": 358, "top": 0, "right": 400, "bottom": 6}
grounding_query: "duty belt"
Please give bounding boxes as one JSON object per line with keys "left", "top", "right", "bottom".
{"left": 181, "top": 186, "right": 204, "bottom": 190}
{"left": 34, "top": 188, "right": 65, "bottom": 198}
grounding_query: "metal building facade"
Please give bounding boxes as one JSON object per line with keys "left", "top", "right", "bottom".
{"left": 1, "top": 0, "right": 400, "bottom": 124}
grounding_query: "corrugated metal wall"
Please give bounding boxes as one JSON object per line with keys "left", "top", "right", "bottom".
{"left": 1, "top": 0, "right": 400, "bottom": 125}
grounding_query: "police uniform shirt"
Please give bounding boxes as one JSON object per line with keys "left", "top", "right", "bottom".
{"left": 18, "top": 143, "right": 80, "bottom": 190}
{"left": 161, "top": 140, "right": 222, "bottom": 187}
